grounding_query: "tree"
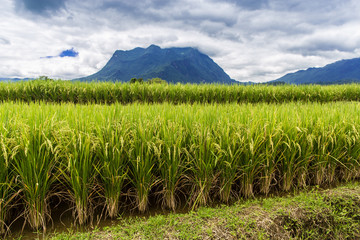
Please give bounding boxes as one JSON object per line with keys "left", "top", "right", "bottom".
{"left": 130, "top": 78, "right": 144, "bottom": 84}
{"left": 146, "top": 78, "right": 167, "bottom": 84}
{"left": 39, "top": 76, "right": 49, "bottom": 81}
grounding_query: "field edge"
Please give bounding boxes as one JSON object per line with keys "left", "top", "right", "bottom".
{"left": 47, "top": 181, "right": 360, "bottom": 240}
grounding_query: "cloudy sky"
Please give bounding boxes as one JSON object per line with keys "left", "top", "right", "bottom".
{"left": 1, "top": 0, "right": 360, "bottom": 82}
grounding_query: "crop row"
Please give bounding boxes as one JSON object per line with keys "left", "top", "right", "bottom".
{"left": 1, "top": 80, "right": 360, "bottom": 104}
{"left": 0, "top": 102, "right": 360, "bottom": 233}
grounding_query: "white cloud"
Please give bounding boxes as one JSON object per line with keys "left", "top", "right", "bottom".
{"left": 1, "top": 0, "right": 360, "bottom": 82}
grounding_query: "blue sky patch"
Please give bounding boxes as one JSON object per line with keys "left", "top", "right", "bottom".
{"left": 42, "top": 48, "right": 79, "bottom": 59}
{"left": 59, "top": 48, "right": 79, "bottom": 57}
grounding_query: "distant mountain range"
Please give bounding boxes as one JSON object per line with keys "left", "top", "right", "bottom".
{"left": 0, "top": 78, "right": 34, "bottom": 82}
{"left": 75, "top": 45, "right": 237, "bottom": 84}
{"left": 271, "top": 58, "right": 360, "bottom": 85}
{"left": 2, "top": 51, "right": 360, "bottom": 85}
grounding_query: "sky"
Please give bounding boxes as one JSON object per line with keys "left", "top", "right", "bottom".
{"left": 1, "top": 0, "right": 360, "bottom": 82}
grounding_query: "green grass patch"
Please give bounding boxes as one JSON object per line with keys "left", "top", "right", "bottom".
{"left": 48, "top": 182, "right": 360, "bottom": 239}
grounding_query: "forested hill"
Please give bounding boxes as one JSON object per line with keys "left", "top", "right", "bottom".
{"left": 271, "top": 58, "right": 360, "bottom": 84}
{"left": 75, "top": 45, "right": 236, "bottom": 84}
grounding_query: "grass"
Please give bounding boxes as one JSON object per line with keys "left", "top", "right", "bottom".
{"left": 46, "top": 182, "right": 360, "bottom": 240}
{"left": 0, "top": 101, "right": 360, "bottom": 234}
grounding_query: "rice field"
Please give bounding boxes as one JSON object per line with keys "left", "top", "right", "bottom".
{"left": 0, "top": 101, "right": 360, "bottom": 233}
{"left": 1, "top": 80, "right": 360, "bottom": 104}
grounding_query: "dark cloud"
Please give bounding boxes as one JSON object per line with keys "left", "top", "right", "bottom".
{"left": 101, "top": 1, "right": 139, "bottom": 13}
{"left": 101, "top": 0, "right": 170, "bottom": 10}
{"left": 219, "top": 0, "right": 269, "bottom": 10}
{"left": 272, "top": 0, "right": 341, "bottom": 12}
{"left": 14, "top": 0, "right": 67, "bottom": 15}
{"left": 96, "top": 0, "right": 176, "bottom": 25}
{"left": 69, "top": 0, "right": 239, "bottom": 34}
{"left": 288, "top": 43, "right": 357, "bottom": 57}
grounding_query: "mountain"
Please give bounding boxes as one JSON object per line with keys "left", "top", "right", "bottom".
{"left": 76, "top": 45, "right": 236, "bottom": 84}
{"left": 0, "top": 78, "right": 34, "bottom": 82}
{"left": 271, "top": 58, "right": 360, "bottom": 85}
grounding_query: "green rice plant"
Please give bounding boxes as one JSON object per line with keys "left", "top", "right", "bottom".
{"left": 277, "top": 107, "right": 311, "bottom": 191}
{"left": 153, "top": 121, "right": 187, "bottom": 211}
{"left": 0, "top": 133, "right": 16, "bottom": 235}
{"left": 127, "top": 122, "right": 156, "bottom": 213}
{"left": 313, "top": 141, "right": 328, "bottom": 185}
{"left": 60, "top": 131, "right": 98, "bottom": 225}
{"left": 12, "top": 120, "right": 58, "bottom": 231}
{"left": 0, "top": 101, "right": 360, "bottom": 233}
{"left": 239, "top": 123, "right": 265, "bottom": 198}
{"left": 280, "top": 134, "right": 302, "bottom": 191}
{"left": 324, "top": 128, "right": 347, "bottom": 184}
{"left": 214, "top": 123, "right": 244, "bottom": 202}
{"left": 311, "top": 126, "right": 341, "bottom": 185}
{"left": 341, "top": 124, "right": 360, "bottom": 180}
{"left": 294, "top": 131, "right": 315, "bottom": 189}
{"left": 258, "top": 123, "right": 284, "bottom": 195}
{"left": 95, "top": 121, "right": 129, "bottom": 218}
{"left": 187, "top": 124, "right": 218, "bottom": 208}
{"left": 2, "top": 80, "right": 360, "bottom": 105}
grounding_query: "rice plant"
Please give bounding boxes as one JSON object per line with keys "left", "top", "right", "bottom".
{"left": 153, "top": 121, "right": 187, "bottom": 210}
{"left": 95, "top": 121, "right": 129, "bottom": 218}
{"left": 0, "top": 133, "right": 15, "bottom": 235}
{"left": 280, "top": 133, "right": 303, "bottom": 191}
{"left": 342, "top": 124, "right": 360, "bottom": 180}
{"left": 127, "top": 122, "right": 156, "bottom": 213}
{"left": 12, "top": 118, "right": 59, "bottom": 231}
{"left": 0, "top": 101, "right": 359, "bottom": 232}
{"left": 187, "top": 124, "right": 218, "bottom": 208}
{"left": 214, "top": 123, "right": 243, "bottom": 202}
{"left": 60, "top": 131, "right": 98, "bottom": 225}
{"left": 258, "top": 123, "right": 283, "bottom": 195}
{"left": 1, "top": 80, "right": 360, "bottom": 104}
{"left": 239, "top": 123, "right": 265, "bottom": 198}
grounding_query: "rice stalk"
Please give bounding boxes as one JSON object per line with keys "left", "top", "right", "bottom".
{"left": 128, "top": 122, "right": 156, "bottom": 213}
{"left": 13, "top": 121, "right": 58, "bottom": 231}
{"left": 188, "top": 125, "right": 218, "bottom": 208}
{"left": 215, "top": 124, "right": 243, "bottom": 203}
{"left": 96, "top": 122, "right": 129, "bottom": 218}
{"left": 62, "top": 132, "right": 98, "bottom": 225}
{"left": 0, "top": 134, "right": 16, "bottom": 235}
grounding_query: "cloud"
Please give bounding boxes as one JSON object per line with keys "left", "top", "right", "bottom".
{"left": 0, "top": 37, "right": 10, "bottom": 45}
{"left": 1, "top": 0, "right": 360, "bottom": 81}
{"left": 14, "top": 0, "right": 67, "bottom": 15}
{"left": 218, "top": 0, "right": 269, "bottom": 10}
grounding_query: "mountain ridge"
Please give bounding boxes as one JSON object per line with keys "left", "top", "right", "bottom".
{"left": 271, "top": 57, "right": 360, "bottom": 84}
{"left": 75, "top": 45, "right": 237, "bottom": 84}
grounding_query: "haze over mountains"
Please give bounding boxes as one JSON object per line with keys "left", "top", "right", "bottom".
{"left": 76, "top": 45, "right": 236, "bottom": 84}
